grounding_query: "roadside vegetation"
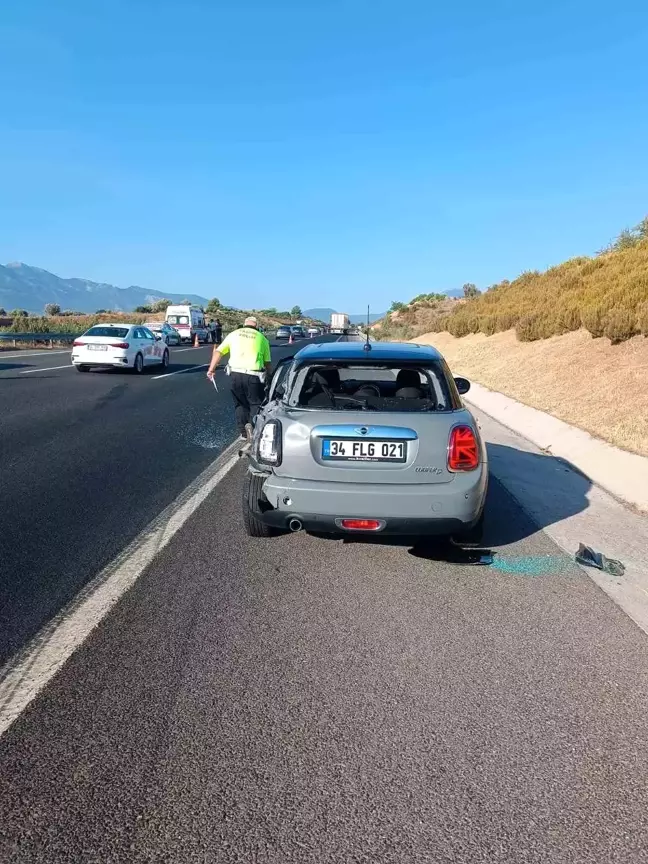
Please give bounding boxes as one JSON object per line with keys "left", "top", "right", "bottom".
{"left": 0, "top": 299, "right": 322, "bottom": 343}
{"left": 376, "top": 219, "right": 648, "bottom": 345}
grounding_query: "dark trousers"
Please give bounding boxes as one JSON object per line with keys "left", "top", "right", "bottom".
{"left": 230, "top": 372, "right": 265, "bottom": 434}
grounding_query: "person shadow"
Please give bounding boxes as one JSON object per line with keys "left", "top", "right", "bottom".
{"left": 334, "top": 441, "right": 592, "bottom": 564}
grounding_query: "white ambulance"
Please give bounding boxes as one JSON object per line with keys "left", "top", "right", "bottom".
{"left": 165, "top": 305, "right": 210, "bottom": 344}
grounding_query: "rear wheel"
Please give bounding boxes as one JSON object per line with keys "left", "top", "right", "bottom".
{"left": 76, "top": 364, "right": 90, "bottom": 373}
{"left": 161, "top": 349, "right": 169, "bottom": 369}
{"left": 132, "top": 353, "right": 144, "bottom": 374}
{"left": 242, "top": 472, "right": 275, "bottom": 538}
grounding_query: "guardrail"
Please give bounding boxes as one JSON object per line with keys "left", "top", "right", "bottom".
{"left": 0, "top": 332, "right": 77, "bottom": 348}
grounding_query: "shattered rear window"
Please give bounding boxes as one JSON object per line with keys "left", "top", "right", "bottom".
{"left": 288, "top": 362, "right": 453, "bottom": 412}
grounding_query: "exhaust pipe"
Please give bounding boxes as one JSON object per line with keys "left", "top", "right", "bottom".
{"left": 288, "top": 518, "right": 303, "bottom": 533}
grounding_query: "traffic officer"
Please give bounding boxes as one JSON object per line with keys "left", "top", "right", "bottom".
{"left": 206, "top": 316, "right": 272, "bottom": 441}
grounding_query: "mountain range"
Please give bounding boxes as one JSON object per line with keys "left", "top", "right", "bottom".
{"left": 0, "top": 263, "right": 209, "bottom": 314}
{"left": 0, "top": 262, "right": 456, "bottom": 320}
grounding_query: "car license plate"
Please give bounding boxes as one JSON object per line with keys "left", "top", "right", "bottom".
{"left": 322, "top": 439, "right": 406, "bottom": 462}
{"left": 88, "top": 345, "right": 107, "bottom": 351}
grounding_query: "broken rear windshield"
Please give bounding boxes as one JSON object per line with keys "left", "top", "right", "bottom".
{"left": 288, "top": 362, "right": 454, "bottom": 412}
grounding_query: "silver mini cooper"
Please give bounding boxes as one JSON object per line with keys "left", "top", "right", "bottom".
{"left": 243, "top": 341, "right": 488, "bottom": 542}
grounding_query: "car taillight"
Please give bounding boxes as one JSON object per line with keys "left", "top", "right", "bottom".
{"left": 110, "top": 342, "right": 129, "bottom": 349}
{"left": 340, "top": 519, "right": 383, "bottom": 531}
{"left": 448, "top": 425, "right": 479, "bottom": 471}
{"left": 257, "top": 420, "right": 282, "bottom": 466}
{"left": 73, "top": 340, "right": 85, "bottom": 347}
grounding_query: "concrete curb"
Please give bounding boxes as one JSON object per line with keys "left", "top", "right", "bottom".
{"left": 465, "top": 382, "right": 648, "bottom": 514}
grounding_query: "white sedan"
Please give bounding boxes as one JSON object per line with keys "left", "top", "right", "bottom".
{"left": 71, "top": 324, "right": 170, "bottom": 373}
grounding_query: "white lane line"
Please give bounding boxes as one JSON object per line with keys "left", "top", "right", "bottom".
{"left": 172, "top": 345, "right": 212, "bottom": 353}
{"left": 0, "top": 350, "right": 71, "bottom": 359}
{"left": 0, "top": 440, "right": 241, "bottom": 738}
{"left": 19, "top": 364, "right": 75, "bottom": 374}
{"left": 152, "top": 362, "right": 208, "bottom": 380}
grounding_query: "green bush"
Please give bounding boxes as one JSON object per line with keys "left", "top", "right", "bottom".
{"left": 10, "top": 316, "right": 52, "bottom": 334}
{"left": 480, "top": 315, "right": 498, "bottom": 336}
{"left": 447, "top": 316, "right": 472, "bottom": 338}
{"left": 603, "top": 308, "right": 637, "bottom": 344}
{"left": 493, "top": 312, "right": 516, "bottom": 332}
{"left": 581, "top": 305, "right": 606, "bottom": 338}
{"left": 515, "top": 314, "right": 554, "bottom": 342}
{"left": 556, "top": 303, "right": 581, "bottom": 333}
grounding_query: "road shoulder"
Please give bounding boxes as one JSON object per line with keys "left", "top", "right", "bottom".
{"left": 477, "top": 408, "right": 648, "bottom": 636}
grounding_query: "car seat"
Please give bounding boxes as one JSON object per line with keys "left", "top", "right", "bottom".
{"left": 304, "top": 367, "right": 341, "bottom": 407}
{"left": 395, "top": 368, "right": 423, "bottom": 399}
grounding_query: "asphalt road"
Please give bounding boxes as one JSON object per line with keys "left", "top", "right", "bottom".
{"left": 1, "top": 336, "right": 648, "bottom": 862}
{"left": 0, "top": 334, "right": 333, "bottom": 664}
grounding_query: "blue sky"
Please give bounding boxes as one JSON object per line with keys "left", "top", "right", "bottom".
{"left": 1, "top": 0, "right": 648, "bottom": 311}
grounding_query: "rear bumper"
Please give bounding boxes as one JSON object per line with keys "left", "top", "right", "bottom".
{"left": 260, "top": 509, "right": 478, "bottom": 536}
{"left": 254, "top": 469, "right": 487, "bottom": 536}
{"left": 71, "top": 355, "right": 130, "bottom": 367}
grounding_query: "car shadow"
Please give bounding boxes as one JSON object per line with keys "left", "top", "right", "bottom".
{"left": 311, "top": 442, "right": 592, "bottom": 562}
{"left": 0, "top": 362, "right": 29, "bottom": 372}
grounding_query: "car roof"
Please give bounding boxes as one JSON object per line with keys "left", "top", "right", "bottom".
{"left": 88, "top": 322, "right": 136, "bottom": 328}
{"left": 293, "top": 340, "right": 443, "bottom": 363}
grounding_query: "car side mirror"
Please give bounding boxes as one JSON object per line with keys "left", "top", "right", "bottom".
{"left": 454, "top": 376, "right": 470, "bottom": 395}
{"left": 155, "top": 334, "right": 162, "bottom": 341}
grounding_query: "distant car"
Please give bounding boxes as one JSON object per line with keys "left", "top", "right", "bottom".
{"left": 290, "top": 326, "right": 306, "bottom": 338}
{"left": 307, "top": 326, "right": 320, "bottom": 337}
{"left": 243, "top": 341, "right": 488, "bottom": 543}
{"left": 144, "top": 321, "right": 181, "bottom": 345}
{"left": 71, "top": 324, "right": 170, "bottom": 374}
{"left": 275, "top": 326, "right": 292, "bottom": 340}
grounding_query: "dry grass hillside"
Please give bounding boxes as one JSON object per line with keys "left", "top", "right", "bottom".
{"left": 414, "top": 328, "right": 648, "bottom": 457}
{"left": 378, "top": 219, "right": 648, "bottom": 345}
{"left": 384, "top": 219, "right": 648, "bottom": 457}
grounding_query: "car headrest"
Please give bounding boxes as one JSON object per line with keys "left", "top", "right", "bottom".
{"left": 396, "top": 369, "right": 420, "bottom": 389}
{"left": 315, "top": 367, "right": 340, "bottom": 389}
{"left": 395, "top": 386, "right": 422, "bottom": 399}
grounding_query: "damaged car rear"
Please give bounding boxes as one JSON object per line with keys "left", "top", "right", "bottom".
{"left": 242, "top": 341, "right": 488, "bottom": 542}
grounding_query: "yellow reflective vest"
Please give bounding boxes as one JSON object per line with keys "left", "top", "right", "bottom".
{"left": 218, "top": 327, "right": 271, "bottom": 373}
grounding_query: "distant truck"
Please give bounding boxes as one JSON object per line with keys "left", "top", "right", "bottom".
{"left": 330, "top": 312, "right": 350, "bottom": 335}
{"left": 165, "top": 304, "right": 210, "bottom": 344}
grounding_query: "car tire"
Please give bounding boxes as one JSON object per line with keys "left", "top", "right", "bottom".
{"left": 242, "top": 472, "right": 275, "bottom": 538}
{"left": 76, "top": 364, "right": 90, "bottom": 373}
{"left": 161, "top": 349, "right": 169, "bottom": 369}
{"left": 450, "top": 508, "right": 485, "bottom": 548}
{"left": 132, "top": 353, "right": 144, "bottom": 374}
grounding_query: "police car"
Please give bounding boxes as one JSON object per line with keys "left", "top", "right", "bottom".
{"left": 71, "top": 324, "right": 170, "bottom": 373}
